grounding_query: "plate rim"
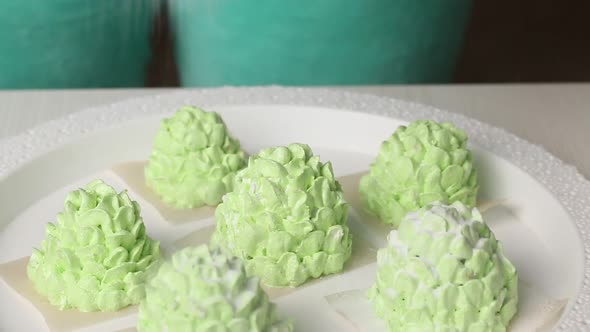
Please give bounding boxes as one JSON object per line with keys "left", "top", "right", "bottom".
{"left": 1, "top": 86, "right": 588, "bottom": 331}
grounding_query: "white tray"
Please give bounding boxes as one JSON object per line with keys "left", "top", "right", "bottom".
{"left": 1, "top": 87, "right": 588, "bottom": 331}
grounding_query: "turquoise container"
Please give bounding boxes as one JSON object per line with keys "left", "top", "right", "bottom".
{"left": 0, "top": 1, "right": 157, "bottom": 89}
{"left": 170, "top": 0, "right": 473, "bottom": 86}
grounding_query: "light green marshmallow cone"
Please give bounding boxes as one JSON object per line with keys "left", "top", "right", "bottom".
{"left": 360, "top": 120, "right": 479, "bottom": 227}
{"left": 145, "top": 106, "right": 247, "bottom": 208}
{"left": 369, "top": 201, "right": 518, "bottom": 332}
{"left": 138, "top": 245, "right": 293, "bottom": 332}
{"left": 213, "top": 143, "right": 352, "bottom": 287}
{"left": 27, "top": 180, "right": 161, "bottom": 312}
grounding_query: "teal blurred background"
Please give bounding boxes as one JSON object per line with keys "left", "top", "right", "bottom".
{"left": 169, "top": 0, "right": 473, "bottom": 86}
{"left": 0, "top": 0, "right": 472, "bottom": 89}
{"left": 0, "top": 0, "right": 157, "bottom": 89}
{"left": 1, "top": 1, "right": 588, "bottom": 89}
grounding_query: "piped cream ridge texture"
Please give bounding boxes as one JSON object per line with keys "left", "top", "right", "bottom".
{"left": 27, "top": 180, "right": 160, "bottom": 312}
{"left": 145, "top": 106, "right": 247, "bottom": 208}
{"left": 138, "top": 245, "right": 293, "bottom": 332}
{"left": 360, "top": 120, "right": 478, "bottom": 227}
{"left": 213, "top": 143, "right": 352, "bottom": 287}
{"left": 369, "top": 201, "right": 518, "bottom": 332}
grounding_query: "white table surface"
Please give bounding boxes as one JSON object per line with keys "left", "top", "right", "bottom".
{"left": 0, "top": 84, "right": 588, "bottom": 179}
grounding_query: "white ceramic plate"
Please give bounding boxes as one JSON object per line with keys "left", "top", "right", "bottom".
{"left": 0, "top": 87, "right": 589, "bottom": 332}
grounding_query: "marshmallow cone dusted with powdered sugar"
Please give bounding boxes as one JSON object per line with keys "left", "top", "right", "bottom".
{"left": 360, "top": 120, "right": 479, "bottom": 227}
{"left": 138, "top": 245, "right": 292, "bottom": 332}
{"left": 213, "top": 143, "right": 352, "bottom": 287}
{"left": 369, "top": 201, "right": 518, "bottom": 331}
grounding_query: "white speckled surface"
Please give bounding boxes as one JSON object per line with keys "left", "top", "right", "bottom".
{"left": 1, "top": 84, "right": 588, "bottom": 179}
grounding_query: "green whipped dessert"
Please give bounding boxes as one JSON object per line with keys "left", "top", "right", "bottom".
{"left": 138, "top": 245, "right": 292, "bottom": 332}
{"left": 213, "top": 143, "right": 352, "bottom": 287}
{"left": 369, "top": 201, "right": 518, "bottom": 331}
{"left": 27, "top": 180, "right": 160, "bottom": 312}
{"left": 360, "top": 120, "right": 478, "bottom": 227}
{"left": 145, "top": 106, "right": 247, "bottom": 208}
